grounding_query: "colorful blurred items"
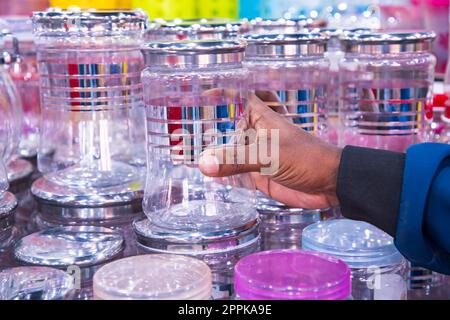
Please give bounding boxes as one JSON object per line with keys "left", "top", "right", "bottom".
{"left": 0, "top": 0, "right": 49, "bottom": 16}
{"left": 49, "top": 0, "right": 130, "bottom": 9}
{"left": 418, "top": 0, "right": 449, "bottom": 78}
{"left": 197, "top": 0, "right": 238, "bottom": 19}
{"left": 379, "top": 0, "right": 424, "bottom": 30}
{"left": 239, "top": 0, "right": 264, "bottom": 19}
{"left": 425, "top": 93, "right": 448, "bottom": 142}
{"left": 132, "top": 0, "right": 197, "bottom": 19}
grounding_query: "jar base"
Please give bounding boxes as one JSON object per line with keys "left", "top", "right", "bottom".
{"left": 31, "top": 176, "right": 144, "bottom": 220}
{"left": 133, "top": 217, "right": 260, "bottom": 255}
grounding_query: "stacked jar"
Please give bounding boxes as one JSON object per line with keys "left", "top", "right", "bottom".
{"left": 30, "top": 9, "right": 148, "bottom": 223}
{"left": 242, "top": 33, "right": 336, "bottom": 250}
{"left": 338, "top": 31, "right": 436, "bottom": 152}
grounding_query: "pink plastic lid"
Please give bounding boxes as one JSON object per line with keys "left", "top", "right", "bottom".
{"left": 234, "top": 249, "right": 351, "bottom": 300}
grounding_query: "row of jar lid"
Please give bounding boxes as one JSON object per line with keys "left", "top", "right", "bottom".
{"left": 0, "top": 219, "right": 404, "bottom": 300}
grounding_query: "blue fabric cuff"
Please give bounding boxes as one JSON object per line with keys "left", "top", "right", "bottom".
{"left": 395, "top": 143, "right": 450, "bottom": 274}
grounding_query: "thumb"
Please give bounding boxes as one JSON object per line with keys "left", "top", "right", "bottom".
{"left": 198, "top": 144, "right": 261, "bottom": 177}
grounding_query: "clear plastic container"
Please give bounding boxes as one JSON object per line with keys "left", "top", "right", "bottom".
{"left": 141, "top": 40, "right": 257, "bottom": 234}
{"left": 2, "top": 16, "right": 41, "bottom": 159}
{"left": 0, "top": 266, "right": 75, "bottom": 300}
{"left": 13, "top": 226, "right": 124, "bottom": 299}
{"left": 30, "top": 9, "right": 148, "bottom": 213}
{"left": 302, "top": 219, "right": 408, "bottom": 300}
{"left": 93, "top": 254, "right": 212, "bottom": 300}
{"left": 0, "top": 31, "right": 33, "bottom": 187}
{"left": 257, "top": 198, "right": 338, "bottom": 250}
{"left": 145, "top": 19, "right": 246, "bottom": 41}
{"left": 243, "top": 32, "right": 331, "bottom": 228}
{"left": 339, "top": 31, "right": 436, "bottom": 152}
{"left": 133, "top": 216, "right": 260, "bottom": 299}
{"left": 234, "top": 249, "right": 351, "bottom": 300}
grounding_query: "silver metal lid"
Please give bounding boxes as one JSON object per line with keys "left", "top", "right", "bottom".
{"left": 32, "top": 9, "right": 148, "bottom": 37}
{"left": 249, "top": 17, "right": 311, "bottom": 33}
{"left": 14, "top": 226, "right": 124, "bottom": 267}
{"left": 133, "top": 217, "right": 260, "bottom": 255}
{"left": 243, "top": 33, "right": 328, "bottom": 58}
{"left": 0, "top": 266, "right": 74, "bottom": 300}
{"left": 341, "top": 31, "right": 436, "bottom": 54}
{"left": 141, "top": 40, "right": 246, "bottom": 67}
{"left": 309, "top": 27, "right": 372, "bottom": 38}
{"left": 147, "top": 18, "right": 244, "bottom": 40}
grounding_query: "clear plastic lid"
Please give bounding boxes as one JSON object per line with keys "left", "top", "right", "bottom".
{"left": 14, "top": 226, "right": 124, "bottom": 267}
{"left": 0, "top": 266, "right": 74, "bottom": 300}
{"left": 234, "top": 249, "right": 351, "bottom": 300}
{"left": 302, "top": 219, "right": 404, "bottom": 268}
{"left": 93, "top": 254, "right": 212, "bottom": 300}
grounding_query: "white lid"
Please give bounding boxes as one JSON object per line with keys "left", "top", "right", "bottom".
{"left": 93, "top": 254, "right": 212, "bottom": 300}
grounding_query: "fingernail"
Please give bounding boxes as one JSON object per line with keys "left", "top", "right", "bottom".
{"left": 199, "top": 154, "right": 220, "bottom": 175}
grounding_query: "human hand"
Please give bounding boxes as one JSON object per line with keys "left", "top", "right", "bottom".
{"left": 199, "top": 90, "right": 342, "bottom": 209}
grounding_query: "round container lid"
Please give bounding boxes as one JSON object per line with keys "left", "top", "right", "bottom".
{"left": 93, "top": 254, "right": 212, "bottom": 300}
{"left": 141, "top": 39, "right": 246, "bottom": 67}
{"left": 14, "top": 226, "right": 124, "bottom": 267}
{"left": 249, "top": 17, "right": 311, "bottom": 33}
{"left": 32, "top": 9, "right": 148, "bottom": 37}
{"left": 243, "top": 33, "right": 328, "bottom": 57}
{"left": 302, "top": 219, "right": 404, "bottom": 268}
{"left": 234, "top": 249, "right": 351, "bottom": 300}
{"left": 340, "top": 31, "right": 436, "bottom": 54}
{"left": 0, "top": 266, "right": 74, "bottom": 300}
{"left": 147, "top": 18, "right": 243, "bottom": 39}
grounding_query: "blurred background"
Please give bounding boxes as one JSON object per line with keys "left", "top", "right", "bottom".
{"left": 0, "top": 0, "right": 448, "bottom": 75}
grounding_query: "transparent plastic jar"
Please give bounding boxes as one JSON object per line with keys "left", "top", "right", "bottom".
{"left": 133, "top": 217, "right": 260, "bottom": 299}
{"left": 302, "top": 219, "right": 408, "bottom": 300}
{"left": 339, "top": 31, "right": 436, "bottom": 152}
{"left": 0, "top": 31, "right": 33, "bottom": 188}
{"left": 93, "top": 254, "right": 212, "bottom": 300}
{"left": 310, "top": 28, "right": 372, "bottom": 145}
{"left": 13, "top": 226, "right": 124, "bottom": 300}
{"left": 243, "top": 32, "right": 331, "bottom": 233}
{"left": 2, "top": 16, "right": 41, "bottom": 159}
{"left": 30, "top": 9, "right": 148, "bottom": 215}
{"left": 257, "top": 198, "right": 338, "bottom": 250}
{"left": 243, "top": 33, "right": 329, "bottom": 138}
{"left": 234, "top": 249, "right": 351, "bottom": 300}
{"left": 141, "top": 40, "right": 257, "bottom": 235}
{"left": 145, "top": 19, "right": 246, "bottom": 41}
{"left": 0, "top": 266, "right": 75, "bottom": 300}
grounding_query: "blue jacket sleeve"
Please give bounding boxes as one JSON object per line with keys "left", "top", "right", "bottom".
{"left": 396, "top": 143, "right": 450, "bottom": 275}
